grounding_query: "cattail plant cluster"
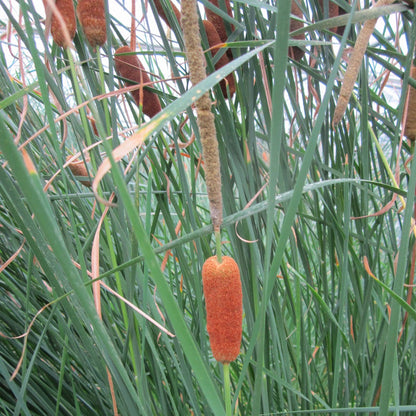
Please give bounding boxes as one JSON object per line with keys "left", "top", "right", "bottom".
{"left": 114, "top": 46, "right": 162, "bottom": 118}
{"left": 47, "top": 0, "right": 107, "bottom": 48}
{"left": 152, "top": 0, "right": 236, "bottom": 98}
{"left": 289, "top": 0, "right": 346, "bottom": 62}
{"left": 204, "top": 0, "right": 234, "bottom": 53}
{"left": 202, "top": 256, "right": 243, "bottom": 362}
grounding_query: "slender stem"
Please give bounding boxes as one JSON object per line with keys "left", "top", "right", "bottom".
{"left": 66, "top": 49, "right": 93, "bottom": 149}
{"left": 215, "top": 229, "right": 222, "bottom": 263}
{"left": 223, "top": 363, "right": 232, "bottom": 416}
{"left": 96, "top": 48, "right": 112, "bottom": 137}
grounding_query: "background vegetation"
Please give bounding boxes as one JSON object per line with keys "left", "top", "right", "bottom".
{"left": 1, "top": 0, "right": 416, "bottom": 414}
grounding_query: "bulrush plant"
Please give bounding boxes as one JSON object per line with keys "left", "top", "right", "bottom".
{"left": 114, "top": 46, "right": 162, "bottom": 118}
{"left": 182, "top": 0, "right": 242, "bottom": 414}
{"left": 49, "top": 0, "right": 77, "bottom": 48}
{"left": 202, "top": 20, "right": 236, "bottom": 97}
{"left": 404, "top": 64, "right": 416, "bottom": 141}
{"left": 77, "top": 0, "right": 107, "bottom": 48}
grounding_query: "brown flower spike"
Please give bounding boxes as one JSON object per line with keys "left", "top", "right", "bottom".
{"left": 202, "top": 20, "right": 235, "bottom": 97}
{"left": 50, "top": 0, "right": 77, "bottom": 48}
{"left": 181, "top": 0, "right": 223, "bottom": 230}
{"left": 404, "top": 64, "right": 416, "bottom": 141}
{"left": 114, "top": 46, "right": 162, "bottom": 118}
{"left": 77, "top": 0, "right": 107, "bottom": 48}
{"left": 289, "top": 0, "right": 305, "bottom": 61}
{"left": 204, "top": 0, "right": 234, "bottom": 45}
{"left": 152, "top": 0, "right": 181, "bottom": 28}
{"left": 66, "top": 156, "right": 91, "bottom": 187}
{"left": 333, "top": 0, "right": 395, "bottom": 126}
{"left": 202, "top": 256, "right": 242, "bottom": 363}
{"left": 318, "top": 0, "right": 346, "bottom": 35}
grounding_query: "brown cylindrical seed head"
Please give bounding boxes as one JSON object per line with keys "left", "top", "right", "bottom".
{"left": 77, "top": 0, "right": 107, "bottom": 48}
{"left": 50, "top": 0, "right": 76, "bottom": 48}
{"left": 318, "top": 0, "right": 346, "bottom": 35}
{"left": 114, "top": 46, "right": 162, "bottom": 118}
{"left": 66, "top": 156, "right": 91, "bottom": 187}
{"left": 204, "top": 0, "right": 234, "bottom": 60}
{"left": 404, "top": 65, "right": 416, "bottom": 141}
{"left": 202, "top": 20, "right": 235, "bottom": 97}
{"left": 152, "top": 0, "right": 181, "bottom": 28}
{"left": 202, "top": 256, "right": 242, "bottom": 363}
{"left": 289, "top": 0, "right": 305, "bottom": 61}
{"left": 204, "top": 0, "right": 234, "bottom": 44}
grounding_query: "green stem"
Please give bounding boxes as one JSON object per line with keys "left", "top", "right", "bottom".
{"left": 223, "top": 362, "right": 232, "bottom": 416}
{"left": 66, "top": 49, "right": 93, "bottom": 150}
{"left": 96, "top": 48, "right": 112, "bottom": 136}
{"left": 215, "top": 228, "right": 222, "bottom": 263}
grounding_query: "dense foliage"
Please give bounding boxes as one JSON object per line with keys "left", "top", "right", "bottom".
{"left": 1, "top": 0, "right": 416, "bottom": 414}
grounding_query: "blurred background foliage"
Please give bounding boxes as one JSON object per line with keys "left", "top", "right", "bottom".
{"left": 1, "top": 0, "right": 416, "bottom": 414}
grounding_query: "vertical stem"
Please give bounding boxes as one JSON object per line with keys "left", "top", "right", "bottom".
{"left": 96, "top": 48, "right": 112, "bottom": 136}
{"left": 223, "top": 363, "right": 232, "bottom": 416}
{"left": 215, "top": 229, "right": 222, "bottom": 263}
{"left": 66, "top": 49, "right": 93, "bottom": 149}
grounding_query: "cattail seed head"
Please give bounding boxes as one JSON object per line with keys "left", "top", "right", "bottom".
{"left": 77, "top": 0, "right": 107, "bottom": 48}
{"left": 404, "top": 65, "right": 416, "bottom": 141}
{"left": 204, "top": 0, "right": 234, "bottom": 45}
{"left": 50, "top": 0, "right": 76, "bottom": 48}
{"left": 318, "top": 0, "right": 346, "bottom": 35}
{"left": 114, "top": 46, "right": 162, "bottom": 118}
{"left": 202, "top": 20, "right": 235, "bottom": 97}
{"left": 152, "top": 0, "right": 181, "bottom": 28}
{"left": 66, "top": 156, "right": 91, "bottom": 187}
{"left": 289, "top": 0, "right": 305, "bottom": 61}
{"left": 202, "top": 255, "right": 242, "bottom": 363}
